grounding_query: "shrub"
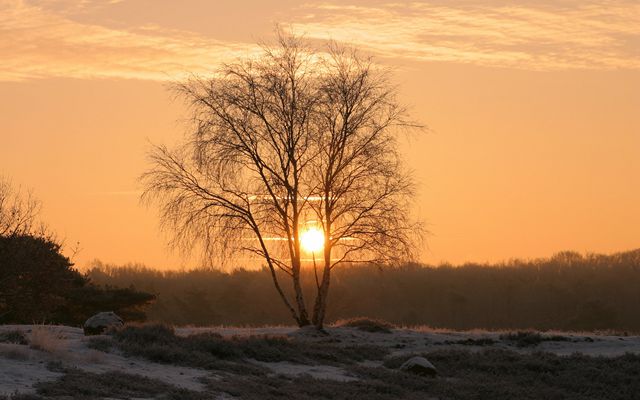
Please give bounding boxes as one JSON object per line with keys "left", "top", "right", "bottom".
{"left": 87, "top": 336, "right": 114, "bottom": 352}
{"left": 107, "top": 323, "right": 388, "bottom": 370}
{"left": 499, "top": 331, "right": 572, "bottom": 347}
{"left": 447, "top": 337, "right": 496, "bottom": 346}
{"left": 0, "top": 234, "right": 83, "bottom": 323}
{"left": 28, "top": 326, "right": 66, "bottom": 355}
{"left": 381, "top": 349, "right": 640, "bottom": 400}
{"left": 0, "top": 234, "right": 155, "bottom": 325}
{"left": 35, "top": 369, "right": 207, "bottom": 399}
{"left": 0, "top": 330, "right": 27, "bottom": 345}
{"left": 0, "top": 344, "right": 30, "bottom": 360}
{"left": 334, "top": 317, "right": 395, "bottom": 333}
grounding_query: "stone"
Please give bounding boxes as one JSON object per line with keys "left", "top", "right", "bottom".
{"left": 83, "top": 311, "right": 124, "bottom": 336}
{"left": 400, "top": 356, "right": 437, "bottom": 376}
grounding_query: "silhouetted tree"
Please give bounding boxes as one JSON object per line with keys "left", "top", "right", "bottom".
{"left": 0, "top": 234, "right": 82, "bottom": 322}
{"left": 307, "top": 47, "right": 421, "bottom": 327}
{"left": 0, "top": 178, "right": 155, "bottom": 324}
{"left": 0, "top": 234, "right": 155, "bottom": 324}
{"left": 141, "top": 32, "right": 421, "bottom": 328}
{"left": 0, "top": 176, "right": 44, "bottom": 237}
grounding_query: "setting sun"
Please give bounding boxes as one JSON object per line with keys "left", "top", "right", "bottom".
{"left": 1, "top": 1, "right": 639, "bottom": 397}
{"left": 300, "top": 227, "right": 325, "bottom": 253}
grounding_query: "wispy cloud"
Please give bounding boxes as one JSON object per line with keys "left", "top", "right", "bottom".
{"left": 1, "top": 0, "right": 638, "bottom": 82}
{"left": 290, "top": 1, "right": 640, "bottom": 70}
{"left": 0, "top": 0, "right": 258, "bottom": 81}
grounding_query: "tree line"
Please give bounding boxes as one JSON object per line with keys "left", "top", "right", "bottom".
{"left": 87, "top": 248, "right": 640, "bottom": 332}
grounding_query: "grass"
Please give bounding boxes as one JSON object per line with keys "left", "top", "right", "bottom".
{"left": 0, "top": 344, "right": 30, "bottom": 361}
{"left": 0, "top": 330, "right": 28, "bottom": 345}
{"left": 203, "top": 348, "right": 640, "bottom": 400}
{"left": 0, "top": 369, "right": 207, "bottom": 400}
{"left": 103, "top": 323, "right": 388, "bottom": 371}
{"left": 86, "top": 336, "right": 113, "bottom": 352}
{"left": 28, "top": 326, "right": 66, "bottom": 354}
{"left": 3, "top": 323, "right": 640, "bottom": 399}
{"left": 37, "top": 369, "right": 205, "bottom": 399}
{"left": 380, "top": 349, "right": 640, "bottom": 399}
{"left": 499, "top": 331, "right": 572, "bottom": 347}
{"left": 334, "top": 317, "right": 395, "bottom": 333}
{"left": 205, "top": 371, "right": 431, "bottom": 400}
{"left": 444, "top": 337, "right": 497, "bottom": 346}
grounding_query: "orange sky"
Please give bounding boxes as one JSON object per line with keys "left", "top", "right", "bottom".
{"left": 1, "top": 0, "right": 639, "bottom": 269}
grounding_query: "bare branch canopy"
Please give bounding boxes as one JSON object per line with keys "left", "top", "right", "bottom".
{"left": 141, "top": 32, "right": 424, "bottom": 328}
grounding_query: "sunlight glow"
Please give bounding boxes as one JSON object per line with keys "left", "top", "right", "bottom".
{"left": 300, "top": 227, "right": 325, "bottom": 253}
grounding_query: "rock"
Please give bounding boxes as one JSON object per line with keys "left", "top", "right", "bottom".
{"left": 83, "top": 312, "right": 124, "bottom": 336}
{"left": 400, "top": 356, "right": 437, "bottom": 376}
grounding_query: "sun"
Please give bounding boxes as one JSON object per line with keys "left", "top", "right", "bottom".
{"left": 300, "top": 227, "right": 325, "bottom": 253}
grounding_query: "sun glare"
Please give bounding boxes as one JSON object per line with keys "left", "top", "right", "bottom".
{"left": 300, "top": 227, "right": 325, "bottom": 253}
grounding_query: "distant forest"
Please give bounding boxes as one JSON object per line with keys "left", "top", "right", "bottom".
{"left": 87, "top": 249, "right": 640, "bottom": 333}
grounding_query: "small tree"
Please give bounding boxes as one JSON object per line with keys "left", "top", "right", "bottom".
{"left": 0, "top": 234, "right": 82, "bottom": 322}
{"left": 0, "top": 177, "right": 156, "bottom": 324}
{"left": 0, "top": 176, "right": 43, "bottom": 237}
{"left": 142, "top": 33, "right": 421, "bottom": 329}
{"left": 0, "top": 234, "right": 156, "bottom": 324}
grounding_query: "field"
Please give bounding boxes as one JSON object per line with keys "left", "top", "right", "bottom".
{"left": 1, "top": 322, "right": 639, "bottom": 400}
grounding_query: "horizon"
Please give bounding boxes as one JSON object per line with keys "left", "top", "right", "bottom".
{"left": 1, "top": 0, "right": 639, "bottom": 270}
{"left": 81, "top": 246, "right": 640, "bottom": 273}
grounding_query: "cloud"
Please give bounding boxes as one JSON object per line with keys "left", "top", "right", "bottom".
{"left": 0, "top": 0, "right": 259, "bottom": 81}
{"left": 1, "top": 0, "right": 638, "bottom": 82}
{"left": 289, "top": 1, "right": 640, "bottom": 70}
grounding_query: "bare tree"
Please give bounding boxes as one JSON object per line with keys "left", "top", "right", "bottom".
{"left": 142, "top": 34, "right": 320, "bottom": 326}
{"left": 141, "top": 33, "right": 422, "bottom": 329}
{"left": 308, "top": 47, "right": 422, "bottom": 328}
{"left": 0, "top": 176, "right": 43, "bottom": 237}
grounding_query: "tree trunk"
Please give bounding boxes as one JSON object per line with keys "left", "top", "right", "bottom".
{"left": 266, "top": 263, "right": 301, "bottom": 326}
{"left": 292, "top": 260, "right": 310, "bottom": 326}
{"left": 256, "top": 233, "right": 302, "bottom": 326}
{"left": 312, "top": 248, "right": 332, "bottom": 329}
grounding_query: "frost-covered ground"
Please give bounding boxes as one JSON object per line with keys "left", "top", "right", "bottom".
{"left": 0, "top": 325, "right": 208, "bottom": 395}
{"left": 181, "top": 325, "right": 640, "bottom": 357}
{"left": 1, "top": 324, "right": 639, "bottom": 399}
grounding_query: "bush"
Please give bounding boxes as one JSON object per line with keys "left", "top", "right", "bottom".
{"left": 0, "top": 330, "right": 27, "bottom": 345}
{"left": 108, "top": 323, "right": 389, "bottom": 369}
{"left": 28, "top": 326, "right": 66, "bottom": 354}
{"left": 0, "top": 234, "right": 84, "bottom": 323}
{"left": 499, "top": 331, "right": 572, "bottom": 347}
{"left": 87, "top": 336, "right": 114, "bottom": 352}
{"left": 35, "top": 369, "right": 206, "bottom": 399}
{"left": 0, "top": 234, "right": 155, "bottom": 325}
{"left": 334, "top": 317, "right": 395, "bottom": 333}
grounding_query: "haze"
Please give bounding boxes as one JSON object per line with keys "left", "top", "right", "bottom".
{"left": 1, "top": 0, "right": 638, "bottom": 269}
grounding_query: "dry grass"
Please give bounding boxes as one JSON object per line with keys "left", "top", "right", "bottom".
{"left": 0, "top": 343, "right": 30, "bottom": 360}
{"left": 0, "top": 330, "right": 28, "bottom": 345}
{"left": 28, "top": 326, "right": 67, "bottom": 356}
{"left": 83, "top": 349, "right": 106, "bottom": 364}
{"left": 103, "top": 323, "right": 388, "bottom": 371}
{"left": 32, "top": 369, "right": 207, "bottom": 400}
{"left": 334, "top": 317, "right": 395, "bottom": 333}
{"left": 203, "top": 348, "right": 640, "bottom": 400}
{"left": 499, "top": 331, "right": 573, "bottom": 347}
